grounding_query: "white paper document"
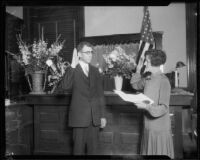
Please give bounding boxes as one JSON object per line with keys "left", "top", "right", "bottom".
{"left": 114, "top": 90, "right": 154, "bottom": 105}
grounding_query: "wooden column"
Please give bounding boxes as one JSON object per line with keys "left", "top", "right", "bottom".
{"left": 186, "top": 3, "right": 197, "bottom": 92}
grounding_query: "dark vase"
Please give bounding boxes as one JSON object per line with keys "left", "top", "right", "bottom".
{"left": 29, "top": 71, "right": 46, "bottom": 94}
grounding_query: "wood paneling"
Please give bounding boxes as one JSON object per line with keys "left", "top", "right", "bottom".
{"left": 23, "top": 93, "right": 193, "bottom": 157}
{"left": 23, "top": 6, "right": 84, "bottom": 62}
{"left": 6, "top": 104, "right": 33, "bottom": 155}
{"left": 34, "top": 105, "right": 72, "bottom": 154}
{"left": 33, "top": 103, "right": 142, "bottom": 155}
{"left": 186, "top": 3, "right": 197, "bottom": 92}
{"left": 5, "top": 13, "right": 23, "bottom": 52}
{"left": 99, "top": 106, "right": 142, "bottom": 155}
{"left": 5, "top": 13, "right": 29, "bottom": 99}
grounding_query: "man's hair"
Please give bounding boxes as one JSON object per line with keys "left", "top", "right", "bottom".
{"left": 145, "top": 49, "right": 167, "bottom": 66}
{"left": 77, "top": 41, "right": 93, "bottom": 52}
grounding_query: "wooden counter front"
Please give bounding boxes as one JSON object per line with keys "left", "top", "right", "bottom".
{"left": 24, "top": 91, "right": 193, "bottom": 158}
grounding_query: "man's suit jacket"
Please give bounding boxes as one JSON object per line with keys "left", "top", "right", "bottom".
{"left": 56, "top": 64, "right": 105, "bottom": 127}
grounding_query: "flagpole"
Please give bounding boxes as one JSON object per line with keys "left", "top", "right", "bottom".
{"left": 73, "top": 19, "right": 76, "bottom": 48}
{"left": 39, "top": 23, "right": 40, "bottom": 40}
{"left": 41, "top": 27, "right": 44, "bottom": 41}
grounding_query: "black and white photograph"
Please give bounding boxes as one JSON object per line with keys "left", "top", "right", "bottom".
{"left": 3, "top": 3, "right": 198, "bottom": 159}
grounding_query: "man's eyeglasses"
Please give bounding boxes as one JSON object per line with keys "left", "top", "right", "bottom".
{"left": 81, "top": 51, "right": 94, "bottom": 55}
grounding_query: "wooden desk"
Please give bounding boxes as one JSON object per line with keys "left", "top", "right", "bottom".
{"left": 23, "top": 92, "right": 193, "bottom": 157}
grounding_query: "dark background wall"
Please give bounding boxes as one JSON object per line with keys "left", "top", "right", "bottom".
{"left": 23, "top": 6, "right": 84, "bottom": 62}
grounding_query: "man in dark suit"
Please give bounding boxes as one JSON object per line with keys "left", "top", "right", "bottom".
{"left": 55, "top": 41, "right": 106, "bottom": 155}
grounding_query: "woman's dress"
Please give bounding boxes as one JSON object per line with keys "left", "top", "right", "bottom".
{"left": 131, "top": 72, "right": 174, "bottom": 159}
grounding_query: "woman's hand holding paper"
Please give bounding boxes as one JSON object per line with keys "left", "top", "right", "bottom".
{"left": 134, "top": 101, "right": 148, "bottom": 109}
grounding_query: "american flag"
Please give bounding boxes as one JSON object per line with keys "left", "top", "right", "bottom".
{"left": 136, "top": 6, "right": 155, "bottom": 74}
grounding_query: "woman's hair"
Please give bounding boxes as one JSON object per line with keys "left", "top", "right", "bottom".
{"left": 145, "top": 49, "right": 167, "bottom": 66}
{"left": 77, "top": 41, "right": 93, "bottom": 52}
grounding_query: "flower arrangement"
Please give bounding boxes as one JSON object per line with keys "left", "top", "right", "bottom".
{"left": 16, "top": 34, "right": 69, "bottom": 92}
{"left": 17, "top": 34, "right": 65, "bottom": 74}
{"left": 46, "top": 56, "right": 70, "bottom": 93}
{"left": 103, "top": 46, "right": 136, "bottom": 79}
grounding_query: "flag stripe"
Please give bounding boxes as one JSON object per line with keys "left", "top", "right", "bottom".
{"left": 140, "top": 42, "right": 150, "bottom": 64}
{"left": 136, "top": 41, "right": 145, "bottom": 64}
{"left": 136, "top": 42, "right": 150, "bottom": 72}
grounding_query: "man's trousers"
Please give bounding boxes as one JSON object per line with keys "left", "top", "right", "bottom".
{"left": 72, "top": 123, "right": 99, "bottom": 155}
